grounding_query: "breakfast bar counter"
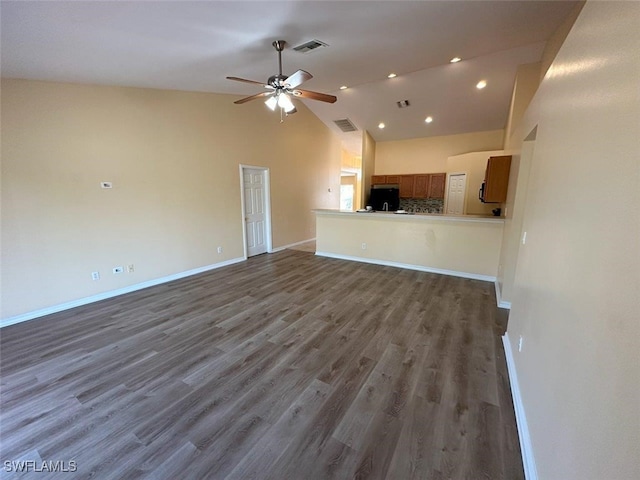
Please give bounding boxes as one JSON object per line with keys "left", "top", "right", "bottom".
{"left": 314, "top": 209, "right": 504, "bottom": 281}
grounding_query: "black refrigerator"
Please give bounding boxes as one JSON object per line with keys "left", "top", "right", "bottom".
{"left": 369, "top": 184, "right": 400, "bottom": 211}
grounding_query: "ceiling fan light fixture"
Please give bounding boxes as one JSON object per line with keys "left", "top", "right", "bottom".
{"left": 265, "top": 96, "right": 278, "bottom": 111}
{"left": 277, "top": 93, "right": 296, "bottom": 113}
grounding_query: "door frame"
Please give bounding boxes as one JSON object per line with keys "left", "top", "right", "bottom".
{"left": 239, "top": 164, "right": 273, "bottom": 259}
{"left": 444, "top": 171, "right": 468, "bottom": 215}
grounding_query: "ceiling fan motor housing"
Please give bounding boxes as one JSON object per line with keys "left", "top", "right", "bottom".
{"left": 268, "top": 74, "right": 288, "bottom": 88}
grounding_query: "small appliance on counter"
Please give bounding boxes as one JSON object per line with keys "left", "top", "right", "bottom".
{"left": 369, "top": 184, "right": 400, "bottom": 211}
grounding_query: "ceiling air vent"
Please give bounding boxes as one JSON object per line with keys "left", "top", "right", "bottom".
{"left": 396, "top": 100, "right": 411, "bottom": 108}
{"left": 333, "top": 118, "right": 358, "bottom": 133}
{"left": 293, "top": 39, "right": 329, "bottom": 53}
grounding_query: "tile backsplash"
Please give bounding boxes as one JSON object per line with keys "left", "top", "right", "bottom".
{"left": 400, "top": 198, "right": 444, "bottom": 213}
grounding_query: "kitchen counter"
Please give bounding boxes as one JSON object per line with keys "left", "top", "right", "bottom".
{"left": 314, "top": 209, "right": 504, "bottom": 281}
{"left": 314, "top": 209, "right": 504, "bottom": 223}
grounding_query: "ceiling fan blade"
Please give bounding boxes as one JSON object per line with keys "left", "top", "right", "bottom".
{"left": 226, "top": 76, "right": 268, "bottom": 87}
{"left": 285, "top": 70, "right": 312, "bottom": 89}
{"left": 234, "top": 91, "right": 273, "bottom": 104}
{"left": 293, "top": 89, "right": 337, "bottom": 104}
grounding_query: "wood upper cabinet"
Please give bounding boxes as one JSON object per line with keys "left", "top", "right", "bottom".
{"left": 407, "top": 173, "right": 446, "bottom": 199}
{"left": 399, "top": 175, "right": 415, "bottom": 198}
{"left": 482, "top": 155, "right": 512, "bottom": 203}
{"left": 428, "top": 173, "right": 446, "bottom": 199}
{"left": 371, "top": 172, "right": 447, "bottom": 199}
{"left": 413, "top": 175, "right": 429, "bottom": 197}
{"left": 385, "top": 175, "right": 401, "bottom": 184}
{"left": 371, "top": 174, "right": 401, "bottom": 185}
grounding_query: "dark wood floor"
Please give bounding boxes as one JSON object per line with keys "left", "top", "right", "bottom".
{"left": 0, "top": 250, "right": 523, "bottom": 479}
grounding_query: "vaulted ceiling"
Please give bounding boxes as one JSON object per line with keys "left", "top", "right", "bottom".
{"left": 1, "top": 1, "right": 580, "bottom": 153}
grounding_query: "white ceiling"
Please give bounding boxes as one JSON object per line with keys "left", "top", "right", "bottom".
{"left": 1, "top": 1, "right": 580, "bottom": 153}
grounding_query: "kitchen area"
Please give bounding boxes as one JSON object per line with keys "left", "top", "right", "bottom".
{"left": 318, "top": 150, "right": 512, "bottom": 281}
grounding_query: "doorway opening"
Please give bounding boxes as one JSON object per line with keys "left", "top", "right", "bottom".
{"left": 340, "top": 171, "right": 357, "bottom": 211}
{"left": 239, "top": 165, "right": 273, "bottom": 258}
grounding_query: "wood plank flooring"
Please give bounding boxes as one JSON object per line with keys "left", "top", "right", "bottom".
{"left": 0, "top": 250, "right": 523, "bottom": 479}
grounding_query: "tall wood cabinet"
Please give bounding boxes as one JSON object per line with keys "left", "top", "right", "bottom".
{"left": 481, "top": 155, "right": 511, "bottom": 203}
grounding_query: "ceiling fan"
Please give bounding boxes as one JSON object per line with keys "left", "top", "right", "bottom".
{"left": 227, "top": 40, "right": 337, "bottom": 116}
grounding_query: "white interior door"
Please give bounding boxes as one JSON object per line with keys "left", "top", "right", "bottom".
{"left": 446, "top": 173, "right": 467, "bottom": 215}
{"left": 243, "top": 168, "right": 268, "bottom": 257}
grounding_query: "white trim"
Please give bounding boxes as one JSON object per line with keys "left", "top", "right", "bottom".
{"left": 1, "top": 257, "right": 245, "bottom": 329}
{"left": 494, "top": 280, "right": 512, "bottom": 309}
{"left": 270, "top": 238, "right": 316, "bottom": 253}
{"left": 502, "top": 333, "right": 538, "bottom": 480}
{"left": 315, "top": 251, "right": 496, "bottom": 282}
{"left": 239, "top": 165, "right": 273, "bottom": 258}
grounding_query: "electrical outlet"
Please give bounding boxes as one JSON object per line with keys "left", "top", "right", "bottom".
{"left": 91, "top": 271, "right": 100, "bottom": 281}
{"left": 361, "top": 242, "right": 367, "bottom": 250}
{"left": 217, "top": 246, "right": 223, "bottom": 254}
{"left": 518, "top": 335, "right": 524, "bottom": 352}
{"left": 127, "top": 264, "right": 134, "bottom": 273}
{"left": 113, "top": 266, "right": 124, "bottom": 274}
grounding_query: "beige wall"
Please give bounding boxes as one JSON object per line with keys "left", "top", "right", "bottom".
{"left": 1, "top": 79, "right": 341, "bottom": 319}
{"left": 539, "top": 1, "right": 585, "bottom": 82}
{"left": 341, "top": 149, "right": 361, "bottom": 171}
{"left": 361, "top": 130, "right": 376, "bottom": 207}
{"left": 496, "top": 136, "right": 535, "bottom": 305}
{"left": 316, "top": 212, "right": 504, "bottom": 279}
{"left": 375, "top": 129, "right": 504, "bottom": 174}
{"left": 503, "top": 62, "right": 541, "bottom": 147}
{"left": 503, "top": 2, "right": 640, "bottom": 479}
{"left": 446, "top": 150, "right": 506, "bottom": 216}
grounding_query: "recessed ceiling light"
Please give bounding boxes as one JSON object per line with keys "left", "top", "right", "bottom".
{"left": 425, "top": 116, "right": 433, "bottom": 123}
{"left": 450, "top": 57, "right": 461, "bottom": 63}
{"left": 387, "top": 73, "right": 397, "bottom": 78}
{"left": 339, "top": 85, "right": 348, "bottom": 90}
{"left": 476, "top": 80, "right": 487, "bottom": 89}
{"left": 378, "top": 123, "right": 385, "bottom": 129}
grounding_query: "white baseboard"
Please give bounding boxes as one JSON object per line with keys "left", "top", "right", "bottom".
{"left": 270, "top": 237, "right": 316, "bottom": 253}
{"left": 0, "top": 257, "right": 245, "bottom": 329}
{"left": 315, "top": 251, "right": 496, "bottom": 282}
{"left": 502, "top": 333, "right": 538, "bottom": 480}
{"left": 494, "top": 280, "right": 512, "bottom": 309}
